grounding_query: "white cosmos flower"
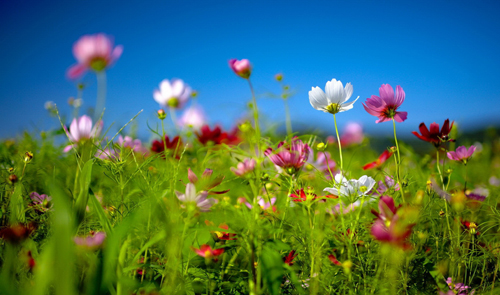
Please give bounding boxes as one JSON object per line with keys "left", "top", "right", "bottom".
{"left": 153, "top": 78, "right": 192, "bottom": 109}
{"left": 309, "top": 79, "right": 359, "bottom": 114}
{"left": 324, "top": 174, "right": 376, "bottom": 197}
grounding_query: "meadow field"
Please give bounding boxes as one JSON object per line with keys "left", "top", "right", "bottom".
{"left": 1, "top": 33, "right": 499, "bottom": 295}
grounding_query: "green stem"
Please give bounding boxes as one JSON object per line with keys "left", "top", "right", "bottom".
{"left": 333, "top": 114, "right": 343, "bottom": 172}
{"left": 392, "top": 119, "right": 405, "bottom": 202}
{"left": 247, "top": 79, "right": 261, "bottom": 156}
{"left": 169, "top": 108, "right": 179, "bottom": 133}
{"left": 283, "top": 98, "right": 292, "bottom": 137}
{"left": 94, "top": 71, "right": 106, "bottom": 123}
{"left": 436, "top": 149, "right": 445, "bottom": 189}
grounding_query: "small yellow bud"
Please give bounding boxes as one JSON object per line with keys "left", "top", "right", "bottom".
{"left": 157, "top": 109, "right": 167, "bottom": 120}
{"left": 191, "top": 90, "right": 198, "bottom": 98}
{"left": 24, "top": 151, "right": 33, "bottom": 163}
{"left": 439, "top": 210, "right": 445, "bottom": 217}
{"left": 274, "top": 73, "right": 283, "bottom": 81}
{"left": 316, "top": 142, "right": 326, "bottom": 151}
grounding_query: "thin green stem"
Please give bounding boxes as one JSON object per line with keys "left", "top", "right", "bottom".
{"left": 169, "top": 108, "right": 179, "bottom": 133}
{"left": 436, "top": 149, "right": 445, "bottom": 189}
{"left": 247, "top": 79, "right": 261, "bottom": 156}
{"left": 283, "top": 98, "right": 292, "bottom": 137}
{"left": 333, "top": 114, "right": 343, "bottom": 172}
{"left": 94, "top": 71, "right": 106, "bottom": 123}
{"left": 392, "top": 118, "right": 405, "bottom": 202}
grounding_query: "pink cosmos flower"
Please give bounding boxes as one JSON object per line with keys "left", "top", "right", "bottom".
{"left": 97, "top": 135, "right": 149, "bottom": 159}
{"left": 306, "top": 151, "right": 337, "bottom": 179}
{"left": 245, "top": 197, "right": 276, "bottom": 211}
{"left": 445, "top": 277, "right": 475, "bottom": 295}
{"left": 340, "top": 122, "right": 364, "bottom": 146}
{"left": 153, "top": 79, "right": 192, "bottom": 109}
{"left": 264, "top": 137, "right": 311, "bottom": 174}
{"left": 363, "top": 84, "right": 407, "bottom": 123}
{"left": 63, "top": 115, "right": 103, "bottom": 152}
{"left": 230, "top": 158, "right": 256, "bottom": 177}
{"left": 67, "top": 33, "right": 123, "bottom": 79}
{"left": 29, "top": 192, "right": 52, "bottom": 212}
{"left": 192, "top": 244, "right": 224, "bottom": 261}
{"left": 178, "top": 105, "right": 207, "bottom": 130}
{"left": 376, "top": 176, "right": 400, "bottom": 195}
{"left": 228, "top": 59, "right": 252, "bottom": 79}
{"left": 447, "top": 146, "right": 476, "bottom": 164}
{"left": 175, "top": 183, "right": 217, "bottom": 212}
{"left": 370, "top": 196, "right": 413, "bottom": 249}
{"left": 74, "top": 231, "right": 106, "bottom": 249}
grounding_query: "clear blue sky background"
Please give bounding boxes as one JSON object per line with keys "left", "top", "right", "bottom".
{"left": 2, "top": 0, "right": 500, "bottom": 141}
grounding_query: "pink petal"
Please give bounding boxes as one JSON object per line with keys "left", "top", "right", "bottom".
{"left": 379, "top": 84, "right": 395, "bottom": 105}
{"left": 393, "top": 111, "right": 408, "bottom": 123}
{"left": 67, "top": 64, "right": 88, "bottom": 80}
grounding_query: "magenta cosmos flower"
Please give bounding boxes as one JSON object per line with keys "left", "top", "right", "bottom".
{"left": 447, "top": 145, "right": 476, "bottom": 164}
{"left": 264, "top": 137, "right": 311, "bottom": 174}
{"left": 192, "top": 244, "right": 224, "bottom": 261}
{"left": 63, "top": 115, "right": 103, "bottom": 152}
{"left": 230, "top": 158, "right": 256, "bottom": 177}
{"left": 74, "top": 232, "right": 106, "bottom": 249}
{"left": 153, "top": 79, "right": 192, "bottom": 109}
{"left": 363, "top": 84, "right": 407, "bottom": 123}
{"left": 67, "top": 33, "right": 123, "bottom": 79}
{"left": 229, "top": 59, "right": 252, "bottom": 79}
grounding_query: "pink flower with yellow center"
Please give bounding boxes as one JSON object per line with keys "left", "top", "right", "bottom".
{"left": 447, "top": 145, "right": 476, "bottom": 164}
{"left": 192, "top": 244, "right": 225, "bottom": 261}
{"left": 153, "top": 79, "right": 192, "bottom": 109}
{"left": 67, "top": 33, "right": 123, "bottom": 79}
{"left": 363, "top": 84, "right": 407, "bottom": 123}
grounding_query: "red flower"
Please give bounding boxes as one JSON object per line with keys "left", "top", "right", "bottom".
{"left": 0, "top": 222, "right": 37, "bottom": 244}
{"left": 283, "top": 250, "right": 297, "bottom": 266}
{"left": 328, "top": 254, "right": 342, "bottom": 266}
{"left": 289, "top": 188, "right": 317, "bottom": 202}
{"left": 412, "top": 119, "right": 454, "bottom": 147}
{"left": 192, "top": 244, "right": 225, "bottom": 261}
{"left": 151, "top": 135, "right": 183, "bottom": 158}
{"left": 362, "top": 150, "right": 393, "bottom": 170}
{"left": 195, "top": 125, "right": 240, "bottom": 146}
{"left": 216, "top": 224, "right": 237, "bottom": 241}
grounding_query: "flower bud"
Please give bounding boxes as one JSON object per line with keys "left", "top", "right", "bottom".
{"left": 389, "top": 146, "right": 397, "bottom": 153}
{"left": 316, "top": 142, "right": 327, "bottom": 151}
{"left": 8, "top": 167, "right": 14, "bottom": 173}
{"left": 24, "top": 151, "right": 33, "bottom": 163}
{"left": 274, "top": 73, "right": 283, "bottom": 82}
{"left": 191, "top": 90, "right": 198, "bottom": 98}
{"left": 8, "top": 174, "right": 18, "bottom": 184}
{"left": 229, "top": 59, "right": 252, "bottom": 79}
{"left": 157, "top": 109, "right": 167, "bottom": 120}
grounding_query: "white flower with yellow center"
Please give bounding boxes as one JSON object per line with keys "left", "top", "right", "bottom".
{"left": 324, "top": 174, "right": 375, "bottom": 197}
{"left": 309, "top": 79, "right": 359, "bottom": 114}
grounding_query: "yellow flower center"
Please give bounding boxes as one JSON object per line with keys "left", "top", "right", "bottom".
{"left": 325, "top": 103, "right": 341, "bottom": 114}
{"left": 167, "top": 98, "right": 179, "bottom": 108}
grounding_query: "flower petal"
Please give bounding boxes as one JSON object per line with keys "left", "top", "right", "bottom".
{"left": 309, "top": 87, "right": 328, "bottom": 111}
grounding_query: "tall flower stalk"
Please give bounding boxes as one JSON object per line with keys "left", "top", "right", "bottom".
{"left": 309, "top": 78, "right": 359, "bottom": 175}
{"left": 363, "top": 84, "right": 408, "bottom": 202}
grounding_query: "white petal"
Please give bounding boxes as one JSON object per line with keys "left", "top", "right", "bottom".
{"left": 344, "top": 83, "right": 353, "bottom": 102}
{"left": 171, "top": 79, "right": 185, "bottom": 98}
{"left": 185, "top": 183, "right": 196, "bottom": 201}
{"left": 308, "top": 87, "right": 328, "bottom": 111}
{"left": 153, "top": 90, "right": 166, "bottom": 105}
{"left": 159, "top": 80, "right": 172, "bottom": 97}
{"left": 339, "top": 96, "right": 359, "bottom": 112}
{"left": 325, "top": 79, "right": 344, "bottom": 104}
{"left": 324, "top": 187, "right": 338, "bottom": 195}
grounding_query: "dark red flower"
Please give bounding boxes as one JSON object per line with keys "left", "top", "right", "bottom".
{"left": 328, "top": 254, "right": 342, "bottom": 266}
{"left": 412, "top": 119, "right": 454, "bottom": 147}
{"left": 151, "top": 135, "right": 183, "bottom": 158}
{"left": 283, "top": 250, "right": 297, "bottom": 266}
{"left": 362, "top": 150, "right": 393, "bottom": 170}
{"left": 216, "top": 224, "right": 237, "bottom": 241}
{"left": 195, "top": 125, "right": 240, "bottom": 146}
{"left": 0, "top": 222, "right": 37, "bottom": 244}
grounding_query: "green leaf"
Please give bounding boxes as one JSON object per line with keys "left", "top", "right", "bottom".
{"left": 74, "top": 159, "right": 94, "bottom": 225}
{"left": 260, "top": 244, "right": 285, "bottom": 295}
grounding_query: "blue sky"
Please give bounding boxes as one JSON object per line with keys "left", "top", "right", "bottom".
{"left": 2, "top": 0, "right": 500, "bottom": 140}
